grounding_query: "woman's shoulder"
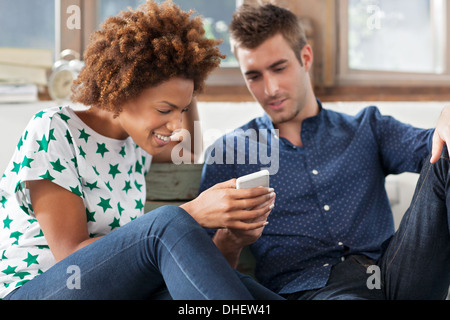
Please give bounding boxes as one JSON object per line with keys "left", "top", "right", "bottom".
{"left": 29, "top": 105, "right": 75, "bottom": 123}
{"left": 23, "top": 105, "right": 76, "bottom": 134}
{"left": 10, "top": 105, "right": 82, "bottom": 165}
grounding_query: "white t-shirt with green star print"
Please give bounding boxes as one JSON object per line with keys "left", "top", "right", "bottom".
{"left": 0, "top": 106, "right": 152, "bottom": 298}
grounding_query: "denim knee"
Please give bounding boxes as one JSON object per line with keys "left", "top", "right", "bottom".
{"left": 147, "top": 205, "right": 195, "bottom": 223}
{"left": 142, "top": 205, "right": 201, "bottom": 237}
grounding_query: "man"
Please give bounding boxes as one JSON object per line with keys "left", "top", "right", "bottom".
{"left": 200, "top": 3, "right": 450, "bottom": 299}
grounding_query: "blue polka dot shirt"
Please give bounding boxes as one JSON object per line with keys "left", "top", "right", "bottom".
{"left": 200, "top": 100, "right": 434, "bottom": 294}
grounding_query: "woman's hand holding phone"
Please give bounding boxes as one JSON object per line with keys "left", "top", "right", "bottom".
{"left": 180, "top": 174, "right": 275, "bottom": 231}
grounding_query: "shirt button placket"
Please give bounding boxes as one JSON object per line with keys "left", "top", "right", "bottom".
{"left": 338, "top": 242, "right": 345, "bottom": 261}
{"left": 312, "top": 169, "right": 331, "bottom": 214}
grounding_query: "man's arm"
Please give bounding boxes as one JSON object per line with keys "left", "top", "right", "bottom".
{"left": 199, "top": 136, "right": 274, "bottom": 268}
{"left": 213, "top": 229, "right": 245, "bottom": 268}
{"left": 212, "top": 223, "right": 269, "bottom": 268}
{"left": 212, "top": 196, "right": 274, "bottom": 268}
{"left": 368, "top": 106, "right": 434, "bottom": 174}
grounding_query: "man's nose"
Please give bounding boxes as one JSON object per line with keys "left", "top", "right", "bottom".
{"left": 264, "top": 76, "right": 279, "bottom": 97}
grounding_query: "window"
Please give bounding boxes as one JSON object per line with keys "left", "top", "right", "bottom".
{"left": 338, "top": 0, "right": 450, "bottom": 86}
{"left": 0, "top": 0, "right": 55, "bottom": 51}
{"left": 0, "top": 0, "right": 245, "bottom": 100}
{"left": 95, "top": 0, "right": 240, "bottom": 67}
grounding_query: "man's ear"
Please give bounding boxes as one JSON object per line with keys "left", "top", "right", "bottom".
{"left": 300, "top": 44, "right": 314, "bottom": 73}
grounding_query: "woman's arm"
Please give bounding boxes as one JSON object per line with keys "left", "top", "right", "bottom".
{"left": 27, "top": 179, "right": 101, "bottom": 262}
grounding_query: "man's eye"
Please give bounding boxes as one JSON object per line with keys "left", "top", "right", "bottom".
{"left": 274, "top": 66, "right": 286, "bottom": 72}
{"left": 247, "top": 75, "right": 260, "bottom": 82}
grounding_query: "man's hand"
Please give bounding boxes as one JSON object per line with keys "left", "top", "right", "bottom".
{"left": 222, "top": 195, "right": 274, "bottom": 246}
{"left": 431, "top": 106, "right": 450, "bottom": 163}
{"left": 211, "top": 190, "right": 275, "bottom": 268}
{"left": 180, "top": 179, "right": 275, "bottom": 268}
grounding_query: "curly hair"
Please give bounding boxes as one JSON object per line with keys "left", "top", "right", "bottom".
{"left": 72, "top": 0, "right": 224, "bottom": 115}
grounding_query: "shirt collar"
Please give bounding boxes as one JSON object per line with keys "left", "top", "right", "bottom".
{"left": 260, "top": 99, "right": 325, "bottom": 137}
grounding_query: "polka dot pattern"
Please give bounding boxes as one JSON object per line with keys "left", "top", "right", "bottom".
{"left": 200, "top": 102, "right": 434, "bottom": 294}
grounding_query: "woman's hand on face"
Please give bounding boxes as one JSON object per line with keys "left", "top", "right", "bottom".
{"left": 180, "top": 179, "right": 275, "bottom": 230}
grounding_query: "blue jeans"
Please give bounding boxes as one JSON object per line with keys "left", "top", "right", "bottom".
{"left": 4, "top": 206, "right": 281, "bottom": 300}
{"left": 287, "top": 151, "right": 450, "bottom": 300}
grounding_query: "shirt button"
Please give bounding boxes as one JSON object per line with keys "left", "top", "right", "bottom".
{"left": 323, "top": 263, "right": 329, "bottom": 267}
{"left": 312, "top": 169, "right": 319, "bottom": 175}
{"left": 338, "top": 242, "right": 344, "bottom": 246}
{"left": 324, "top": 205, "right": 330, "bottom": 212}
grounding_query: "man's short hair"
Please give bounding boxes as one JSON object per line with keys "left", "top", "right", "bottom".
{"left": 229, "top": 3, "right": 307, "bottom": 65}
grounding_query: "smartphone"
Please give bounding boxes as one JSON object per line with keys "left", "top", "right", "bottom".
{"left": 236, "top": 170, "right": 270, "bottom": 189}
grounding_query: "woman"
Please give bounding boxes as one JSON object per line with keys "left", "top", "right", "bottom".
{"left": 0, "top": 0, "right": 277, "bottom": 300}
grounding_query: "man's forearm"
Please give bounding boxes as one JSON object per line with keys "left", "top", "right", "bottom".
{"left": 212, "top": 229, "right": 244, "bottom": 269}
